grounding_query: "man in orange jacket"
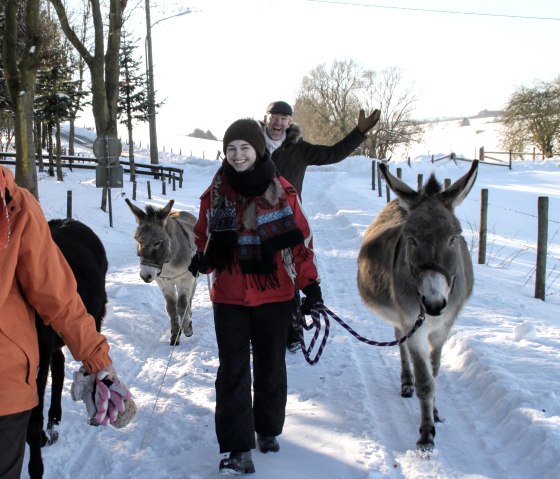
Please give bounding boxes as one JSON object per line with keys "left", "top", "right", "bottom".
{"left": 0, "top": 165, "right": 131, "bottom": 478}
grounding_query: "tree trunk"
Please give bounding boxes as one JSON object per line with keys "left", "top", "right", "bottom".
{"left": 47, "top": 123, "right": 54, "bottom": 177}
{"left": 2, "top": 0, "right": 42, "bottom": 197}
{"left": 35, "top": 119, "right": 44, "bottom": 172}
{"left": 50, "top": 0, "right": 128, "bottom": 139}
{"left": 56, "top": 121, "right": 63, "bottom": 181}
{"left": 69, "top": 118, "right": 75, "bottom": 156}
{"left": 127, "top": 123, "right": 136, "bottom": 182}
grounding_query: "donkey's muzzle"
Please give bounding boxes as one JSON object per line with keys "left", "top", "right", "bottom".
{"left": 417, "top": 269, "right": 450, "bottom": 316}
{"left": 140, "top": 262, "right": 162, "bottom": 283}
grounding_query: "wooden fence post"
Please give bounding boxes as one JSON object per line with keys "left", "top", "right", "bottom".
{"left": 371, "top": 160, "right": 376, "bottom": 190}
{"left": 147, "top": 181, "right": 152, "bottom": 199}
{"left": 478, "top": 189, "right": 488, "bottom": 264}
{"left": 479, "top": 146, "right": 484, "bottom": 161}
{"left": 66, "top": 190, "right": 72, "bottom": 219}
{"left": 377, "top": 163, "right": 382, "bottom": 197}
{"left": 535, "top": 196, "right": 549, "bottom": 300}
{"left": 417, "top": 173, "right": 423, "bottom": 192}
{"left": 396, "top": 167, "right": 402, "bottom": 179}
{"left": 444, "top": 178, "right": 451, "bottom": 190}
{"left": 133, "top": 181, "right": 137, "bottom": 201}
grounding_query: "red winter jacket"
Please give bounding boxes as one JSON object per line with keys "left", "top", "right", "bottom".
{"left": 193, "top": 175, "right": 320, "bottom": 307}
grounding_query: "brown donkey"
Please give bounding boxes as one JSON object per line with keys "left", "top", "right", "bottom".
{"left": 357, "top": 160, "right": 478, "bottom": 450}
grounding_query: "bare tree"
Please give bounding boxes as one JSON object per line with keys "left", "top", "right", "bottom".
{"left": 500, "top": 79, "right": 560, "bottom": 158}
{"left": 294, "top": 60, "right": 422, "bottom": 159}
{"left": 1, "top": 0, "right": 42, "bottom": 196}
{"left": 295, "top": 59, "right": 362, "bottom": 144}
{"left": 49, "top": 0, "right": 128, "bottom": 138}
{"left": 361, "top": 66, "right": 423, "bottom": 160}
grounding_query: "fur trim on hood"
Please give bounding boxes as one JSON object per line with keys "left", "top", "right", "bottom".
{"left": 283, "top": 122, "right": 303, "bottom": 146}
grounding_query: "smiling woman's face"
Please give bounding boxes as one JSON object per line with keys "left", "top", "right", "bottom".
{"left": 225, "top": 140, "right": 257, "bottom": 172}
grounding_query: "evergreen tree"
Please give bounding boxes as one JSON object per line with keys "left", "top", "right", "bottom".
{"left": 35, "top": 54, "right": 74, "bottom": 180}
{"left": 118, "top": 30, "right": 163, "bottom": 170}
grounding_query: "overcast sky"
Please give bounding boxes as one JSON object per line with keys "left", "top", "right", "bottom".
{"left": 118, "top": 0, "right": 559, "bottom": 144}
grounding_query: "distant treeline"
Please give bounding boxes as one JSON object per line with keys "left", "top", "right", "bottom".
{"left": 188, "top": 129, "right": 217, "bottom": 141}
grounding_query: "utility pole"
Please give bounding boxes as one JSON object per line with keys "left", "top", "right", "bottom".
{"left": 144, "top": 2, "right": 193, "bottom": 167}
{"left": 144, "top": 0, "right": 158, "bottom": 165}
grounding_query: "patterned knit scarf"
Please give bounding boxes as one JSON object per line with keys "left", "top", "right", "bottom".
{"left": 206, "top": 155, "right": 304, "bottom": 290}
{"left": 0, "top": 170, "right": 10, "bottom": 250}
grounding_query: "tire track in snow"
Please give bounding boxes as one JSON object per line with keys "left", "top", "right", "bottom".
{"left": 299, "top": 169, "right": 418, "bottom": 477}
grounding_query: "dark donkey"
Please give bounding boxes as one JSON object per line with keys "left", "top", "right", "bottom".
{"left": 357, "top": 160, "right": 478, "bottom": 450}
{"left": 126, "top": 199, "right": 197, "bottom": 345}
{"left": 27, "top": 218, "right": 108, "bottom": 479}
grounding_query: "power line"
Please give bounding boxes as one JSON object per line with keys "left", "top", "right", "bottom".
{"left": 304, "top": 0, "right": 560, "bottom": 21}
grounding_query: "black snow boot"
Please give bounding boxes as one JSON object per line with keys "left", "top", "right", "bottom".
{"left": 219, "top": 451, "right": 255, "bottom": 475}
{"left": 257, "top": 434, "right": 280, "bottom": 453}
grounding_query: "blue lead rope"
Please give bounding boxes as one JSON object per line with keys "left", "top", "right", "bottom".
{"left": 293, "top": 304, "right": 426, "bottom": 366}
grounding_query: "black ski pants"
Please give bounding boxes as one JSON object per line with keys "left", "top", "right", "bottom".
{"left": 0, "top": 410, "right": 31, "bottom": 479}
{"left": 213, "top": 300, "right": 292, "bottom": 454}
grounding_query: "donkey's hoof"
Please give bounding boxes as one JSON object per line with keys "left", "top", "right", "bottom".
{"left": 401, "top": 385, "right": 414, "bottom": 398}
{"left": 417, "top": 425, "right": 435, "bottom": 451}
{"left": 170, "top": 335, "right": 180, "bottom": 346}
{"left": 416, "top": 441, "right": 434, "bottom": 454}
{"left": 183, "top": 325, "right": 193, "bottom": 338}
{"left": 45, "top": 427, "right": 59, "bottom": 446}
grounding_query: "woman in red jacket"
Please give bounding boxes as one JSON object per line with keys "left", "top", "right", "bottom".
{"left": 0, "top": 166, "right": 131, "bottom": 478}
{"left": 189, "top": 119, "right": 323, "bottom": 475}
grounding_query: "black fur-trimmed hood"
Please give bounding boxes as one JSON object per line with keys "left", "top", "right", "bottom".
{"left": 282, "top": 122, "right": 303, "bottom": 147}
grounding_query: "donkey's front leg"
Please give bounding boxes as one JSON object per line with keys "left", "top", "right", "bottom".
{"left": 159, "top": 280, "right": 181, "bottom": 345}
{"left": 397, "top": 331, "right": 414, "bottom": 398}
{"left": 409, "top": 338, "right": 436, "bottom": 450}
{"left": 430, "top": 342, "right": 445, "bottom": 423}
{"left": 177, "top": 277, "right": 196, "bottom": 338}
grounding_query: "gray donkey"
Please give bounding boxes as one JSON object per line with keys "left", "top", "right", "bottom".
{"left": 126, "top": 199, "right": 197, "bottom": 345}
{"left": 357, "top": 160, "right": 478, "bottom": 450}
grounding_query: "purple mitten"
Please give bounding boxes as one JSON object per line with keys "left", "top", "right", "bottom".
{"left": 94, "top": 366, "right": 133, "bottom": 427}
{"left": 93, "top": 378, "right": 112, "bottom": 426}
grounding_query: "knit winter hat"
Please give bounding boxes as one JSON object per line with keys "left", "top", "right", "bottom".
{"left": 223, "top": 119, "right": 266, "bottom": 159}
{"left": 266, "top": 101, "right": 293, "bottom": 116}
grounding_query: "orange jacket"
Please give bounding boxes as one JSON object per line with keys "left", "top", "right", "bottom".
{"left": 0, "top": 166, "right": 111, "bottom": 416}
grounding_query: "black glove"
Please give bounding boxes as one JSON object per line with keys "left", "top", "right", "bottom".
{"left": 357, "top": 108, "right": 381, "bottom": 134}
{"left": 188, "top": 252, "right": 211, "bottom": 277}
{"left": 301, "top": 282, "right": 323, "bottom": 315}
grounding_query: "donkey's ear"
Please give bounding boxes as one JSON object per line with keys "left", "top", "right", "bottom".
{"left": 125, "top": 198, "right": 146, "bottom": 223}
{"left": 379, "top": 162, "right": 418, "bottom": 207}
{"left": 159, "top": 199, "right": 175, "bottom": 219}
{"left": 441, "top": 160, "right": 478, "bottom": 209}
